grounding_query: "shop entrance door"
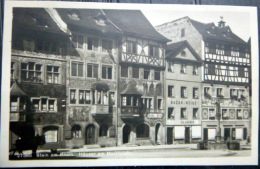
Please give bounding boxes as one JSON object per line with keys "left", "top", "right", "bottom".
{"left": 185, "top": 127, "right": 190, "bottom": 143}
{"left": 123, "top": 124, "right": 131, "bottom": 144}
{"left": 85, "top": 124, "right": 96, "bottom": 144}
{"left": 203, "top": 128, "right": 208, "bottom": 141}
{"left": 224, "top": 128, "right": 231, "bottom": 141}
{"left": 155, "top": 123, "right": 160, "bottom": 144}
{"left": 167, "top": 127, "right": 173, "bottom": 144}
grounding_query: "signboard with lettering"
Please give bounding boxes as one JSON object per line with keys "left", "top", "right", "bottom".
{"left": 166, "top": 120, "right": 200, "bottom": 125}
{"left": 147, "top": 113, "right": 163, "bottom": 119}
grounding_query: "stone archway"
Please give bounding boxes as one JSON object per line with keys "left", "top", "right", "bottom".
{"left": 85, "top": 124, "right": 96, "bottom": 145}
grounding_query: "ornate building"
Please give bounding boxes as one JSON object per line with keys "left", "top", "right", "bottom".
{"left": 10, "top": 8, "right": 69, "bottom": 149}
{"left": 156, "top": 16, "right": 251, "bottom": 145}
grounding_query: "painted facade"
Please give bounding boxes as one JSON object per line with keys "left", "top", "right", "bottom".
{"left": 156, "top": 17, "right": 251, "bottom": 144}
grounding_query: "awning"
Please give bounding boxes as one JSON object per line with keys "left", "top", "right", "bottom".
{"left": 91, "top": 81, "right": 110, "bottom": 91}
{"left": 10, "top": 81, "right": 27, "bottom": 97}
{"left": 121, "top": 83, "right": 142, "bottom": 95}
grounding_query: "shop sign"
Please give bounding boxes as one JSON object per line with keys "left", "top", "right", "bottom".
{"left": 170, "top": 100, "right": 197, "bottom": 106}
{"left": 147, "top": 113, "right": 163, "bottom": 119}
{"left": 166, "top": 120, "right": 200, "bottom": 125}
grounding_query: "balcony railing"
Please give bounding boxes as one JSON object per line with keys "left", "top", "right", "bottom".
{"left": 121, "top": 106, "right": 140, "bottom": 118}
{"left": 91, "top": 104, "right": 109, "bottom": 115}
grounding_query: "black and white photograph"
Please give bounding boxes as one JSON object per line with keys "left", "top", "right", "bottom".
{"left": 0, "top": 1, "right": 259, "bottom": 167}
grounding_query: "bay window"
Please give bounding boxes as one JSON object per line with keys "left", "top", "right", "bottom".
{"left": 32, "top": 97, "right": 57, "bottom": 112}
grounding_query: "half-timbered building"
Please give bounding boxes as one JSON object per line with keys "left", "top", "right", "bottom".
{"left": 156, "top": 16, "right": 251, "bottom": 145}
{"left": 104, "top": 10, "right": 169, "bottom": 145}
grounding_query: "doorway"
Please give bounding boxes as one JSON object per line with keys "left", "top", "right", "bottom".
{"left": 85, "top": 124, "right": 96, "bottom": 144}
{"left": 185, "top": 127, "right": 190, "bottom": 143}
{"left": 203, "top": 128, "right": 208, "bottom": 141}
{"left": 167, "top": 127, "right": 173, "bottom": 144}
{"left": 224, "top": 128, "right": 231, "bottom": 141}
{"left": 155, "top": 123, "right": 161, "bottom": 144}
{"left": 123, "top": 124, "right": 131, "bottom": 144}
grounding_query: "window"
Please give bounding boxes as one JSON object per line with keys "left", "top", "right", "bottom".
{"left": 216, "top": 44, "right": 225, "bottom": 55}
{"left": 122, "top": 96, "right": 127, "bottom": 106}
{"left": 208, "top": 129, "right": 216, "bottom": 141}
{"left": 157, "top": 99, "right": 163, "bottom": 110}
{"left": 99, "top": 125, "right": 108, "bottom": 137}
{"left": 142, "top": 98, "right": 153, "bottom": 109}
{"left": 222, "top": 109, "right": 229, "bottom": 120}
{"left": 168, "top": 86, "right": 174, "bottom": 97}
{"left": 11, "top": 62, "right": 15, "bottom": 79}
{"left": 149, "top": 45, "right": 159, "bottom": 58}
{"left": 217, "top": 88, "right": 223, "bottom": 97}
{"left": 204, "top": 87, "right": 210, "bottom": 97}
{"left": 180, "top": 64, "right": 186, "bottom": 73}
{"left": 72, "top": 125, "right": 82, "bottom": 138}
{"left": 126, "top": 41, "right": 137, "bottom": 54}
{"left": 181, "top": 28, "right": 185, "bottom": 37}
{"left": 44, "top": 126, "right": 58, "bottom": 143}
{"left": 181, "top": 108, "right": 187, "bottom": 119}
{"left": 237, "top": 109, "right": 242, "bottom": 119}
{"left": 208, "top": 64, "right": 215, "bottom": 75}
{"left": 144, "top": 70, "right": 150, "bottom": 80}
{"left": 79, "top": 90, "right": 91, "bottom": 104}
{"left": 102, "top": 39, "right": 112, "bottom": 52}
{"left": 32, "top": 97, "right": 57, "bottom": 112}
{"left": 181, "top": 51, "right": 186, "bottom": 56}
{"left": 132, "top": 68, "right": 139, "bottom": 79}
{"left": 238, "top": 67, "right": 245, "bottom": 77}
{"left": 231, "top": 46, "right": 239, "bottom": 57}
{"left": 102, "top": 65, "right": 112, "bottom": 79}
{"left": 87, "top": 37, "right": 99, "bottom": 51}
{"left": 71, "top": 62, "right": 83, "bottom": 77}
{"left": 109, "top": 92, "right": 115, "bottom": 105}
{"left": 121, "top": 66, "right": 128, "bottom": 78}
{"left": 209, "top": 109, "right": 216, "bottom": 120}
{"left": 10, "top": 97, "right": 18, "bottom": 112}
{"left": 181, "top": 87, "right": 187, "bottom": 98}
{"left": 47, "top": 66, "right": 60, "bottom": 84}
{"left": 193, "top": 65, "right": 198, "bottom": 75}
{"left": 87, "top": 64, "right": 99, "bottom": 78}
{"left": 154, "top": 71, "right": 160, "bottom": 80}
{"left": 70, "top": 89, "right": 76, "bottom": 104}
{"left": 136, "top": 123, "right": 149, "bottom": 138}
{"left": 168, "top": 62, "right": 174, "bottom": 72}
{"left": 193, "top": 108, "right": 199, "bottom": 119}
{"left": 193, "top": 88, "right": 198, "bottom": 99}
{"left": 21, "top": 62, "right": 42, "bottom": 82}
{"left": 230, "top": 89, "right": 238, "bottom": 99}
{"left": 168, "top": 108, "right": 174, "bottom": 119}
{"left": 72, "top": 34, "right": 84, "bottom": 49}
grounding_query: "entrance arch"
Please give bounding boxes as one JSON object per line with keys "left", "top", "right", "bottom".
{"left": 155, "top": 123, "right": 161, "bottom": 144}
{"left": 123, "top": 124, "right": 131, "bottom": 144}
{"left": 85, "top": 124, "right": 96, "bottom": 145}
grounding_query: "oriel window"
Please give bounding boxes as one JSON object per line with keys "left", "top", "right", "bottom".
{"left": 70, "top": 89, "right": 76, "bottom": 104}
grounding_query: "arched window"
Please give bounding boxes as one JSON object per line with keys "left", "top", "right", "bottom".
{"left": 71, "top": 125, "right": 82, "bottom": 138}
{"left": 136, "top": 123, "right": 149, "bottom": 138}
{"left": 99, "top": 125, "right": 108, "bottom": 137}
{"left": 108, "top": 126, "right": 116, "bottom": 138}
{"left": 43, "top": 126, "right": 58, "bottom": 143}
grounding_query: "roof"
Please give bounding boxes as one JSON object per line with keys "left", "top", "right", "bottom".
{"left": 103, "top": 10, "right": 169, "bottom": 42}
{"left": 10, "top": 81, "right": 27, "bottom": 97}
{"left": 188, "top": 17, "right": 247, "bottom": 45}
{"left": 13, "top": 8, "right": 67, "bottom": 35}
{"left": 121, "top": 83, "right": 142, "bottom": 95}
{"left": 56, "top": 9, "right": 121, "bottom": 36}
{"left": 166, "top": 40, "right": 202, "bottom": 63}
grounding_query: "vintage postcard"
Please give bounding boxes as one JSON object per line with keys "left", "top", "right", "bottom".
{"left": 1, "top": 1, "right": 259, "bottom": 167}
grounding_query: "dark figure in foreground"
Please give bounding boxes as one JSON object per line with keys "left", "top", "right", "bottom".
{"left": 10, "top": 134, "right": 46, "bottom": 158}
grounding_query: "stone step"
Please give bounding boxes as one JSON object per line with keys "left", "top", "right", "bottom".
{"left": 83, "top": 144, "right": 101, "bottom": 149}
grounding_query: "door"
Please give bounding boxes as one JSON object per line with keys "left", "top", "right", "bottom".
{"left": 85, "top": 124, "right": 96, "bottom": 144}
{"left": 155, "top": 123, "right": 160, "bottom": 144}
{"left": 123, "top": 125, "right": 131, "bottom": 144}
{"left": 185, "top": 127, "right": 190, "bottom": 143}
{"left": 167, "top": 127, "right": 173, "bottom": 144}
{"left": 224, "top": 128, "right": 231, "bottom": 141}
{"left": 203, "top": 128, "right": 208, "bottom": 141}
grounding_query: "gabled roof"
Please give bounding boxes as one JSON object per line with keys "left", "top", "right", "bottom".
{"left": 188, "top": 17, "right": 247, "bottom": 45}
{"left": 103, "top": 10, "right": 169, "bottom": 42}
{"left": 166, "top": 40, "right": 202, "bottom": 63}
{"left": 10, "top": 81, "right": 27, "bottom": 97}
{"left": 56, "top": 9, "right": 121, "bottom": 36}
{"left": 13, "top": 8, "right": 68, "bottom": 35}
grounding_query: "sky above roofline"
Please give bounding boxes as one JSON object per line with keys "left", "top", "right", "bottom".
{"left": 141, "top": 9, "right": 250, "bottom": 42}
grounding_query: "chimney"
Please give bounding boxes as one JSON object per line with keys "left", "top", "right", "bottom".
{"left": 218, "top": 16, "right": 225, "bottom": 28}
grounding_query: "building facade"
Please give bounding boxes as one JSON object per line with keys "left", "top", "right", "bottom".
{"left": 156, "top": 17, "right": 251, "bottom": 145}
{"left": 10, "top": 8, "right": 69, "bottom": 149}
{"left": 165, "top": 41, "right": 202, "bottom": 144}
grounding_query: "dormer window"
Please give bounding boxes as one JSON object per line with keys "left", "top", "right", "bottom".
{"left": 68, "top": 12, "right": 80, "bottom": 20}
